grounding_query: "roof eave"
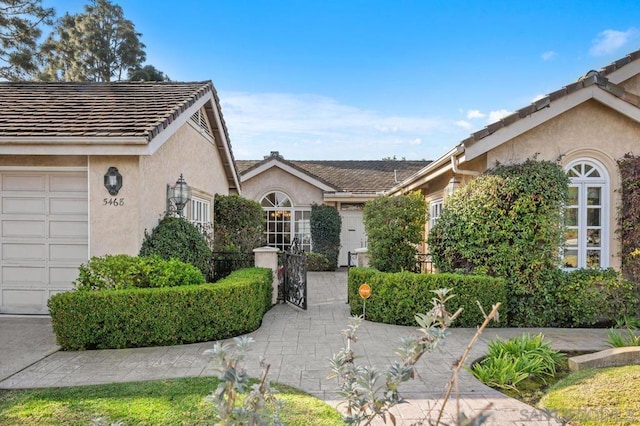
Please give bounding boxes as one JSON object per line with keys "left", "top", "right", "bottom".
{"left": 464, "top": 85, "right": 640, "bottom": 161}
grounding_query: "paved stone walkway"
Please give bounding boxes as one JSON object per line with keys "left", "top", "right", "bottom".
{"left": 0, "top": 270, "right": 610, "bottom": 425}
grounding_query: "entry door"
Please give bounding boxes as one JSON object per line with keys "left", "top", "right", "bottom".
{"left": 0, "top": 170, "right": 88, "bottom": 314}
{"left": 339, "top": 210, "right": 366, "bottom": 266}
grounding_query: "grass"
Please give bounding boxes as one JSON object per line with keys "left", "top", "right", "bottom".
{"left": 0, "top": 377, "right": 343, "bottom": 425}
{"left": 538, "top": 365, "right": 640, "bottom": 426}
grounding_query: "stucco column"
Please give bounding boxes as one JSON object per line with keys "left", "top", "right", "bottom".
{"left": 253, "top": 246, "right": 280, "bottom": 305}
{"left": 355, "top": 247, "right": 370, "bottom": 268}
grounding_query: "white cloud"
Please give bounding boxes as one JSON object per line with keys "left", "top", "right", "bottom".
{"left": 454, "top": 120, "right": 473, "bottom": 130}
{"left": 589, "top": 28, "right": 639, "bottom": 56}
{"left": 531, "top": 94, "right": 546, "bottom": 102}
{"left": 488, "top": 109, "right": 511, "bottom": 124}
{"left": 219, "top": 92, "right": 462, "bottom": 160}
{"left": 541, "top": 51, "right": 557, "bottom": 61}
{"left": 466, "top": 109, "right": 486, "bottom": 119}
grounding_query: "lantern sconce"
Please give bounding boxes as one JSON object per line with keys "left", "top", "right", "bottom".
{"left": 444, "top": 176, "right": 460, "bottom": 200}
{"left": 166, "top": 174, "right": 192, "bottom": 217}
{"left": 104, "top": 167, "right": 123, "bottom": 196}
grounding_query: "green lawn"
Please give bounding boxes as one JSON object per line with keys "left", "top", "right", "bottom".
{"left": 539, "top": 365, "right": 640, "bottom": 426}
{"left": 0, "top": 377, "right": 343, "bottom": 425}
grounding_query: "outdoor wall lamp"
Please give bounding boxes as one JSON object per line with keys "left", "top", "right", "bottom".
{"left": 166, "top": 174, "right": 192, "bottom": 217}
{"left": 444, "top": 176, "right": 460, "bottom": 199}
{"left": 104, "top": 167, "right": 123, "bottom": 195}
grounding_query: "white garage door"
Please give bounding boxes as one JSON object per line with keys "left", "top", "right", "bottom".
{"left": 0, "top": 170, "right": 88, "bottom": 314}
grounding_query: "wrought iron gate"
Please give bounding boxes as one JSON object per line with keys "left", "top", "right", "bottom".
{"left": 284, "top": 239, "right": 307, "bottom": 310}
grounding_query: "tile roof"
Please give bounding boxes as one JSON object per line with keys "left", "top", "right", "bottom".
{"left": 463, "top": 48, "right": 640, "bottom": 147}
{"left": 237, "top": 154, "right": 431, "bottom": 194}
{"left": 0, "top": 81, "right": 213, "bottom": 141}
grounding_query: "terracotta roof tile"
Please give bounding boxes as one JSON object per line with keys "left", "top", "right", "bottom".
{"left": 0, "top": 81, "right": 213, "bottom": 141}
{"left": 237, "top": 156, "right": 431, "bottom": 194}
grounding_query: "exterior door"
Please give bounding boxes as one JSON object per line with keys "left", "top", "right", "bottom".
{"left": 339, "top": 210, "right": 366, "bottom": 266}
{"left": 0, "top": 170, "right": 88, "bottom": 314}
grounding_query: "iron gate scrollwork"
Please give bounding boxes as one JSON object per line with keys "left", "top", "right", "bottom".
{"left": 284, "top": 238, "right": 307, "bottom": 310}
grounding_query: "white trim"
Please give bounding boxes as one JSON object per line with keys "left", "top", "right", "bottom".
{"left": 146, "top": 95, "right": 210, "bottom": 156}
{"left": 429, "top": 198, "right": 444, "bottom": 229}
{"left": 207, "top": 96, "right": 242, "bottom": 194}
{"left": 0, "top": 166, "right": 87, "bottom": 171}
{"left": 465, "top": 87, "right": 640, "bottom": 161}
{"left": 606, "top": 60, "right": 640, "bottom": 85}
{"left": 387, "top": 146, "right": 458, "bottom": 195}
{"left": 563, "top": 158, "right": 610, "bottom": 269}
{"left": 0, "top": 136, "right": 146, "bottom": 145}
{"left": 241, "top": 159, "right": 336, "bottom": 192}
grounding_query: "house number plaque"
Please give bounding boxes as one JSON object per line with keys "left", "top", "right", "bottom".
{"left": 103, "top": 198, "right": 125, "bottom": 206}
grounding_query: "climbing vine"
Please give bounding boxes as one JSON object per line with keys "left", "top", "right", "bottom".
{"left": 617, "top": 153, "right": 640, "bottom": 284}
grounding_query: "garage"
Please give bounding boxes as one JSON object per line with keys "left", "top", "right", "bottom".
{"left": 0, "top": 170, "right": 88, "bottom": 314}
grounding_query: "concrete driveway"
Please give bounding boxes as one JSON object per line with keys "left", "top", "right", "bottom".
{"left": 0, "top": 316, "right": 59, "bottom": 381}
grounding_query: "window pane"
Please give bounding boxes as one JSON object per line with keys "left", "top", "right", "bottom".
{"left": 563, "top": 250, "right": 578, "bottom": 268}
{"left": 587, "top": 208, "right": 601, "bottom": 226}
{"left": 586, "top": 250, "right": 601, "bottom": 268}
{"left": 565, "top": 208, "right": 578, "bottom": 226}
{"left": 587, "top": 229, "right": 601, "bottom": 247}
{"left": 564, "top": 229, "right": 578, "bottom": 246}
{"left": 587, "top": 187, "right": 601, "bottom": 205}
{"left": 567, "top": 187, "right": 579, "bottom": 205}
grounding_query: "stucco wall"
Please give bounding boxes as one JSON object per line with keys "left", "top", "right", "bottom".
{"left": 486, "top": 100, "right": 640, "bottom": 269}
{"left": 138, "top": 122, "right": 230, "bottom": 244}
{"left": 89, "top": 156, "right": 141, "bottom": 256}
{"left": 88, "top": 122, "right": 232, "bottom": 256}
{"left": 241, "top": 167, "right": 325, "bottom": 207}
{"left": 620, "top": 74, "right": 640, "bottom": 95}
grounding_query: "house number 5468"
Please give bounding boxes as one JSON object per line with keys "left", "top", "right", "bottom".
{"left": 103, "top": 198, "right": 124, "bottom": 206}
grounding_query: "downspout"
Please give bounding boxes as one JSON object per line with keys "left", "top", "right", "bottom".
{"left": 450, "top": 152, "right": 481, "bottom": 176}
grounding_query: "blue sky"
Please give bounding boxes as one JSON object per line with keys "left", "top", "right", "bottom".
{"left": 46, "top": 1, "right": 640, "bottom": 160}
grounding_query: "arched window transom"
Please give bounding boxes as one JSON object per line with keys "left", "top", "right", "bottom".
{"left": 260, "top": 191, "right": 310, "bottom": 252}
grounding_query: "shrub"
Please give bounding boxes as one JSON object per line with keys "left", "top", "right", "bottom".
{"left": 213, "top": 194, "right": 265, "bottom": 253}
{"left": 48, "top": 268, "right": 272, "bottom": 350}
{"left": 363, "top": 191, "right": 426, "bottom": 272}
{"left": 74, "top": 254, "right": 205, "bottom": 291}
{"left": 617, "top": 153, "right": 640, "bottom": 284}
{"left": 306, "top": 252, "right": 331, "bottom": 271}
{"left": 553, "top": 268, "right": 638, "bottom": 327}
{"left": 310, "top": 204, "right": 341, "bottom": 270}
{"left": 347, "top": 267, "right": 505, "bottom": 327}
{"left": 428, "top": 159, "right": 569, "bottom": 326}
{"left": 140, "top": 216, "right": 212, "bottom": 278}
{"left": 471, "top": 333, "right": 565, "bottom": 391}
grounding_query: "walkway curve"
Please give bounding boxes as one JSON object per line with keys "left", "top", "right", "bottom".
{"left": 0, "top": 270, "right": 610, "bottom": 425}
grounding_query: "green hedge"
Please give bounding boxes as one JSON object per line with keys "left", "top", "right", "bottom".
{"left": 48, "top": 268, "right": 273, "bottom": 350}
{"left": 552, "top": 268, "right": 638, "bottom": 327}
{"left": 74, "top": 254, "right": 205, "bottom": 291}
{"left": 348, "top": 268, "right": 506, "bottom": 327}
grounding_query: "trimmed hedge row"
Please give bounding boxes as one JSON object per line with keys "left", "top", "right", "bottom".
{"left": 48, "top": 268, "right": 273, "bottom": 350}
{"left": 74, "top": 254, "right": 205, "bottom": 291}
{"left": 348, "top": 268, "right": 506, "bottom": 327}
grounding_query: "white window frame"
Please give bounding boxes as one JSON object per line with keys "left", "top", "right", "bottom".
{"left": 563, "top": 159, "right": 609, "bottom": 269}
{"left": 260, "top": 191, "right": 311, "bottom": 251}
{"left": 429, "top": 198, "right": 443, "bottom": 229}
{"left": 189, "top": 196, "right": 211, "bottom": 229}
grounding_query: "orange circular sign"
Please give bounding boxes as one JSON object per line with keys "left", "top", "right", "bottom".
{"left": 359, "top": 283, "right": 372, "bottom": 299}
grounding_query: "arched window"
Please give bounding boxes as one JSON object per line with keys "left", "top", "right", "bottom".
{"left": 563, "top": 159, "right": 609, "bottom": 269}
{"left": 261, "top": 191, "right": 311, "bottom": 251}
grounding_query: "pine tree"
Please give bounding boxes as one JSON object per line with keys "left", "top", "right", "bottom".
{"left": 40, "top": 0, "right": 145, "bottom": 81}
{"left": 0, "top": 0, "right": 55, "bottom": 80}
